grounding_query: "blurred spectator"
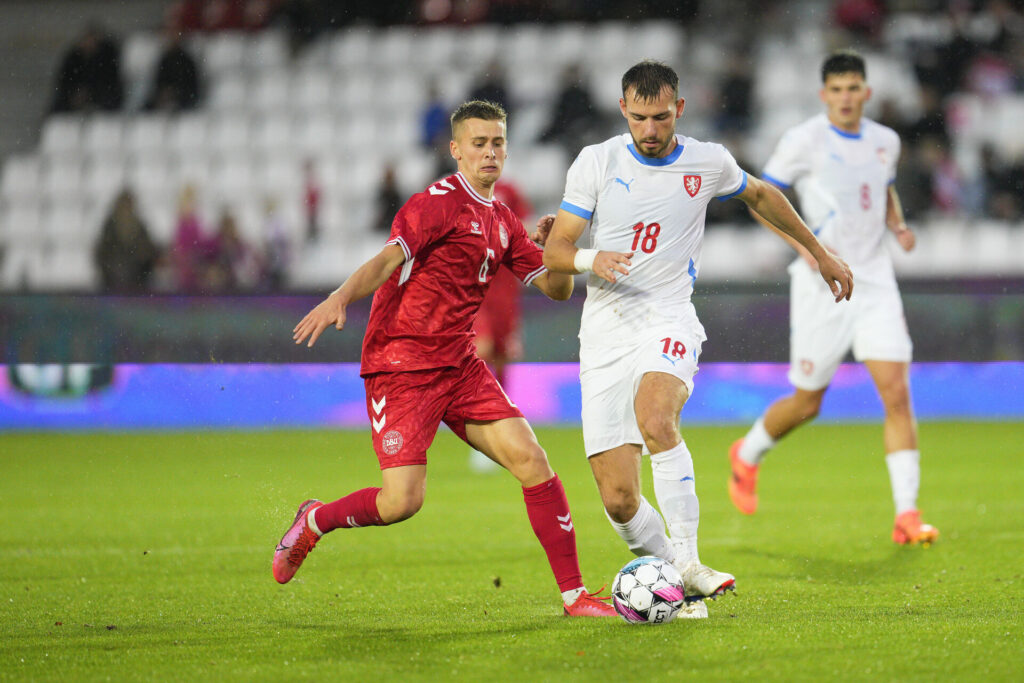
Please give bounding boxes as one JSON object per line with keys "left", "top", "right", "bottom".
{"left": 262, "top": 197, "right": 290, "bottom": 290}
{"left": 171, "top": 185, "right": 213, "bottom": 293}
{"left": 912, "top": 12, "right": 977, "bottom": 98}
{"left": 833, "top": 0, "right": 886, "bottom": 42}
{"left": 420, "top": 81, "right": 449, "bottom": 150}
{"left": 208, "top": 209, "right": 262, "bottom": 291}
{"left": 905, "top": 86, "right": 949, "bottom": 147}
{"left": 50, "top": 24, "right": 124, "bottom": 113}
{"left": 144, "top": 32, "right": 202, "bottom": 112}
{"left": 93, "top": 189, "right": 160, "bottom": 293}
{"left": 979, "top": 144, "right": 1024, "bottom": 220}
{"left": 373, "top": 165, "right": 403, "bottom": 234}
{"left": 468, "top": 59, "right": 513, "bottom": 116}
{"left": 172, "top": 0, "right": 247, "bottom": 32}
{"left": 893, "top": 143, "right": 934, "bottom": 221}
{"left": 303, "top": 159, "right": 322, "bottom": 243}
{"left": 920, "top": 137, "right": 965, "bottom": 215}
{"left": 539, "top": 64, "right": 601, "bottom": 153}
{"left": 712, "top": 54, "right": 755, "bottom": 135}
{"left": 270, "top": 0, "right": 326, "bottom": 55}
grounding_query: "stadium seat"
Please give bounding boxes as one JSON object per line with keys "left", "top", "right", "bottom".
{"left": 293, "top": 70, "right": 332, "bottom": 113}
{"left": 294, "top": 112, "right": 338, "bottom": 156}
{"left": 203, "top": 33, "right": 248, "bottom": 75}
{"left": 252, "top": 112, "right": 296, "bottom": 155}
{"left": 81, "top": 115, "right": 126, "bottom": 156}
{"left": 42, "top": 202, "right": 91, "bottom": 250}
{"left": 167, "top": 114, "right": 210, "bottom": 157}
{"left": 124, "top": 115, "right": 170, "bottom": 155}
{"left": 209, "top": 113, "right": 252, "bottom": 155}
{"left": 376, "top": 27, "right": 417, "bottom": 69}
{"left": 208, "top": 73, "right": 249, "bottom": 112}
{"left": 329, "top": 29, "right": 373, "bottom": 69}
{"left": 0, "top": 245, "right": 46, "bottom": 290}
{"left": 42, "top": 159, "right": 84, "bottom": 205}
{"left": 0, "top": 202, "right": 44, "bottom": 248}
{"left": 82, "top": 153, "right": 128, "bottom": 212}
{"left": 40, "top": 116, "right": 83, "bottom": 156}
{"left": 247, "top": 30, "right": 288, "bottom": 71}
{"left": 251, "top": 70, "right": 292, "bottom": 113}
{"left": 499, "top": 145, "right": 567, "bottom": 207}
{"left": 43, "top": 247, "right": 97, "bottom": 290}
{"left": 1, "top": 155, "right": 42, "bottom": 202}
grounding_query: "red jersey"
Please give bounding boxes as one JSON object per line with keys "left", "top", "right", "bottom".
{"left": 360, "top": 172, "right": 547, "bottom": 376}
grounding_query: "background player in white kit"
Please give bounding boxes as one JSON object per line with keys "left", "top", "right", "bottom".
{"left": 728, "top": 51, "right": 939, "bottom": 547}
{"left": 542, "top": 60, "right": 853, "bottom": 617}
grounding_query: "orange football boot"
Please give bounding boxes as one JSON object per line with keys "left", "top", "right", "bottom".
{"left": 892, "top": 510, "right": 939, "bottom": 546}
{"left": 728, "top": 439, "right": 759, "bottom": 515}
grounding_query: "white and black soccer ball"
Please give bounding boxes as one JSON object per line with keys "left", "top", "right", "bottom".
{"left": 612, "top": 556, "right": 686, "bottom": 624}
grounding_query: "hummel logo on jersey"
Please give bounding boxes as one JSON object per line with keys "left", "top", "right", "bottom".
{"left": 371, "top": 395, "right": 386, "bottom": 433}
{"left": 683, "top": 175, "right": 701, "bottom": 197}
{"left": 470, "top": 221, "right": 482, "bottom": 234}
{"left": 557, "top": 513, "right": 574, "bottom": 533}
{"left": 614, "top": 177, "right": 634, "bottom": 192}
{"left": 429, "top": 179, "right": 456, "bottom": 195}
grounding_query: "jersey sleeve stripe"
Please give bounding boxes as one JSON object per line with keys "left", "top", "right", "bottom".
{"left": 761, "top": 172, "right": 791, "bottom": 190}
{"left": 559, "top": 201, "right": 594, "bottom": 220}
{"left": 522, "top": 265, "right": 547, "bottom": 286}
{"left": 386, "top": 236, "right": 411, "bottom": 261}
{"left": 716, "top": 170, "right": 748, "bottom": 201}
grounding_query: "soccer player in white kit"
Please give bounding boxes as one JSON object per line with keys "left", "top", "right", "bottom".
{"left": 542, "top": 61, "right": 853, "bottom": 617}
{"left": 728, "top": 51, "right": 939, "bottom": 547}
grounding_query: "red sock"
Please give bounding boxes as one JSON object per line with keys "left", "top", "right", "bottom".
{"left": 313, "top": 487, "right": 385, "bottom": 534}
{"left": 522, "top": 474, "right": 583, "bottom": 594}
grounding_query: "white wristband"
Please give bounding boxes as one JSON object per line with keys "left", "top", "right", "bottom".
{"left": 573, "top": 249, "right": 598, "bottom": 273}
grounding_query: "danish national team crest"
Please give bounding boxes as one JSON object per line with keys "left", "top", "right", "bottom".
{"left": 499, "top": 224, "right": 509, "bottom": 248}
{"left": 381, "top": 429, "right": 404, "bottom": 455}
{"left": 683, "top": 175, "right": 701, "bottom": 198}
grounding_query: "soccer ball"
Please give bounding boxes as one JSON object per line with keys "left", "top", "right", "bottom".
{"left": 612, "top": 556, "right": 686, "bottom": 624}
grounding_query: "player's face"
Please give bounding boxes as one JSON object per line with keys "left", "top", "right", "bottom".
{"left": 619, "top": 86, "right": 685, "bottom": 158}
{"left": 820, "top": 72, "right": 872, "bottom": 132}
{"left": 450, "top": 118, "right": 507, "bottom": 194}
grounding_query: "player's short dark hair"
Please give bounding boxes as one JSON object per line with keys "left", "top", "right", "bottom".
{"left": 821, "top": 50, "right": 866, "bottom": 82}
{"left": 621, "top": 60, "right": 679, "bottom": 102}
{"left": 450, "top": 100, "right": 507, "bottom": 137}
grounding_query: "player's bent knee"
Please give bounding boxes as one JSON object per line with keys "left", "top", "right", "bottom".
{"left": 378, "top": 490, "right": 424, "bottom": 523}
{"left": 637, "top": 415, "right": 679, "bottom": 450}
{"left": 602, "top": 488, "right": 639, "bottom": 524}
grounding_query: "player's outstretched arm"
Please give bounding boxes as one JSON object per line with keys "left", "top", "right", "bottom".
{"left": 292, "top": 244, "right": 406, "bottom": 347}
{"left": 531, "top": 271, "right": 574, "bottom": 301}
{"left": 542, "top": 209, "right": 633, "bottom": 284}
{"left": 736, "top": 176, "right": 853, "bottom": 302}
{"left": 886, "top": 185, "right": 915, "bottom": 252}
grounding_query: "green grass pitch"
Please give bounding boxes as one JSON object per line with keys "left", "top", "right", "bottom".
{"left": 2, "top": 423, "right": 1022, "bottom": 681}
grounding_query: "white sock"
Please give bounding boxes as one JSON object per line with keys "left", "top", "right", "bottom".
{"left": 886, "top": 449, "right": 920, "bottom": 515}
{"left": 650, "top": 441, "right": 700, "bottom": 567}
{"left": 604, "top": 496, "right": 677, "bottom": 564}
{"left": 561, "top": 587, "right": 584, "bottom": 604}
{"left": 739, "top": 417, "right": 775, "bottom": 466}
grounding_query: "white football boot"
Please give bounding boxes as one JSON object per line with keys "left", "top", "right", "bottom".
{"left": 677, "top": 561, "right": 736, "bottom": 602}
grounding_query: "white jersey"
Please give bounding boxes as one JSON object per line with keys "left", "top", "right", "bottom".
{"left": 763, "top": 113, "right": 900, "bottom": 284}
{"left": 561, "top": 133, "right": 747, "bottom": 345}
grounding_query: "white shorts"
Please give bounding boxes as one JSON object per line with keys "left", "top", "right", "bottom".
{"left": 579, "top": 318, "right": 706, "bottom": 457}
{"left": 788, "top": 262, "right": 913, "bottom": 391}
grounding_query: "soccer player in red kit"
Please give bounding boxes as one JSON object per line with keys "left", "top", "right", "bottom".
{"left": 276, "top": 100, "right": 615, "bottom": 617}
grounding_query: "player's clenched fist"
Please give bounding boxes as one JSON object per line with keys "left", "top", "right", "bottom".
{"left": 293, "top": 292, "right": 346, "bottom": 347}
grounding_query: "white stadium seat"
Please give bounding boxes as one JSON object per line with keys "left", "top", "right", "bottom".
{"left": 203, "top": 33, "right": 247, "bottom": 75}
{"left": 167, "top": 114, "right": 210, "bottom": 157}
{"left": 209, "top": 113, "right": 252, "bottom": 155}
{"left": 124, "top": 115, "right": 170, "bottom": 155}
{"left": 81, "top": 115, "right": 126, "bottom": 155}
{"left": 40, "top": 116, "right": 83, "bottom": 156}
{"left": 329, "top": 29, "right": 373, "bottom": 69}
{"left": 42, "top": 159, "right": 84, "bottom": 204}
{"left": 1, "top": 155, "right": 43, "bottom": 202}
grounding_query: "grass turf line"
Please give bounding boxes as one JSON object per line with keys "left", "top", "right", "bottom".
{"left": 1, "top": 423, "right": 1022, "bottom": 681}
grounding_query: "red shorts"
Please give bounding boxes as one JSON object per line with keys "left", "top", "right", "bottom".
{"left": 363, "top": 355, "right": 524, "bottom": 469}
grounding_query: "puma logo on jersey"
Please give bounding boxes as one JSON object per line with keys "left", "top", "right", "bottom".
{"left": 614, "top": 177, "right": 634, "bottom": 192}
